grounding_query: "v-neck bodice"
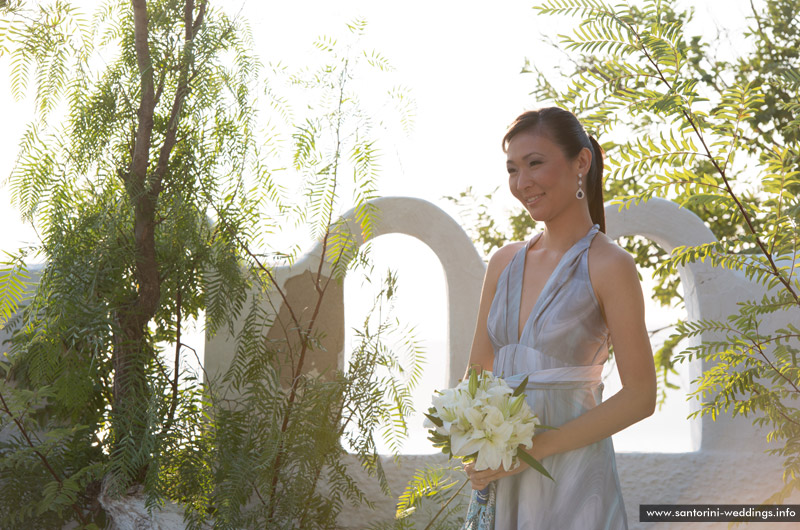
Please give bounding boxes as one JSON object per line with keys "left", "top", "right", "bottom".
{"left": 487, "top": 223, "right": 610, "bottom": 373}
{"left": 486, "top": 222, "right": 629, "bottom": 529}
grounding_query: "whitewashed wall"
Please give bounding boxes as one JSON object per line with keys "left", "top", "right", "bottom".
{"left": 205, "top": 196, "right": 800, "bottom": 529}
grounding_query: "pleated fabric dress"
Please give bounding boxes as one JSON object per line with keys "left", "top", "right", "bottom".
{"left": 488, "top": 223, "right": 628, "bottom": 530}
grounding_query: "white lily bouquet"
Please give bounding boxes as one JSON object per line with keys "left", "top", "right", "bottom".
{"left": 425, "top": 368, "right": 553, "bottom": 497}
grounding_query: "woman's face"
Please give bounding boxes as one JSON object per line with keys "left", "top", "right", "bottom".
{"left": 506, "top": 130, "right": 587, "bottom": 223}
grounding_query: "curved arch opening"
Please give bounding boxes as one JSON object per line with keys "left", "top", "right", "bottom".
{"left": 604, "top": 199, "right": 715, "bottom": 452}
{"left": 343, "top": 233, "right": 448, "bottom": 455}
{"left": 607, "top": 234, "right": 695, "bottom": 453}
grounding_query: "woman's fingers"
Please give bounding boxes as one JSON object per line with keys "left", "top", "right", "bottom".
{"left": 465, "top": 463, "right": 489, "bottom": 489}
{"left": 470, "top": 473, "right": 489, "bottom": 490}
{"left": 466, "top": 462, "right": 520, "bottom": 489}
{"left": 464, "top": 463, "right": 479, "bottom": 488}
{"left": 468, "top": 468, "right": 500, "bottom": 489}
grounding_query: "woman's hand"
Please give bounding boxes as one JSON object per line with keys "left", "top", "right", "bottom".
{"left": 464, "top": 459, "right": 526, "bottom": 490}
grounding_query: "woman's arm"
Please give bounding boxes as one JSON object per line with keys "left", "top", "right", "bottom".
{"left": 527, "top": 244, "right": 657, "bottom": 457}
{"left": 467, "top": 239, "right": 656, "bottom": 489}
{"left": 462, "top": 242, "right": 522, "bottom": 379}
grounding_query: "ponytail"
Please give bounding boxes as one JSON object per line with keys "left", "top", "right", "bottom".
{"left": 587, "top": 135, "right": 606, "bottom": 234}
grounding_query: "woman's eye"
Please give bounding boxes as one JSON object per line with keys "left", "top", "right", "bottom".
{"left": 507, "top": 168, "right": 517, "bottom": 175}
{"left": 529, "top": 160, "right": 541, "bottom": 167}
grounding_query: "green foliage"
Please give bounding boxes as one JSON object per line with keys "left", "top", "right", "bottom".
{"left": 195, "top": 268, "right": 424, "bottom": 529}
{"left": 395, "top": 464, "right": 461, "bottom": 520}
{"left": 184, "top": 25, "right": 421, "bottom": 526}
{"left": 0, "top": 254, "right": 28, "bottom": 333}
{"left": 1, "top": 0, "right": 259, "bottom": 522}
{"left": 1, "top": 1, "right": 419, "bottom": 528}
{"left": 0, "top": 380, "right": 107, "bottom": 528}
{"left": 529, "top": 0, "right": 800, "bottom": 505}
{"left": 652, "top": 323, "right": 683, "bottom": 407}
{"left": 366, "top": 463, "right": 466, "bottom": 530}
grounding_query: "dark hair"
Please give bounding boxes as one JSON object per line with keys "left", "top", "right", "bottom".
{"left": 502, "top": 107, "right": 606, "bottom": 233}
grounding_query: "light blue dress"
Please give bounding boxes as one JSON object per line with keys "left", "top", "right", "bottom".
{"left": 487, "top": 223, "right": 628, "bottom": 529}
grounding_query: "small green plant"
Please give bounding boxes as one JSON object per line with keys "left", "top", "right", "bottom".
{"left": 367, "top": 463, "right": 467, "bottom": 530}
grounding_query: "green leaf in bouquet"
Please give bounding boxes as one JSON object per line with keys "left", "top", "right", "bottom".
{"left": 461, "top": 453, "right": 478, "bottom": 465}
{"left": 509, "top": 394, "right": 525, "bottom": 416}
{"left": 435, "top": 442, "right": 451, "bottom": 453}
{"left": 512, "top": 375, "right": 529, "bottom": 397}
{"left": 428, "top": 431, "right": 452, "bottom": 454}
{"left": 428, "top": 431, "right": 449, "bottom": 444}
{"left": 430, "top": 439, "right": 452, "bottom": 456}
{"left": 517, "top": 448, "right": 554, "bottom": 481}
{"left": 424, "top": 411, "right": 444, "bottom": 428}
{"left": 468, "top": 367, "right": 478, "bottom": 397}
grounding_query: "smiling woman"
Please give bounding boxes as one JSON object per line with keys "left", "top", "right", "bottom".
{"left": 504, "top": 108, "right": 606, "bottom": 235}
{"left": 460, "top": 107, "right": 656, "bottom": 529}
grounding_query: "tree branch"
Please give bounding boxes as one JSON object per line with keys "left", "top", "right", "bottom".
{"left": 129, "top": 0, "right": 155, "bottom": 190}
{"left": 162, "top": 282, "right": 182, "bottom": 435}
{"left": 0, "top": 387, "right": 89, "bottom": 525}
{"left": 150, "top": 0, "right": 200, "bottom": 194}
{"left": 265, "top": 63, "right": 354, "bottom": 522}
{"left": 624, "top": 17, "right": 800, "bottom": 306}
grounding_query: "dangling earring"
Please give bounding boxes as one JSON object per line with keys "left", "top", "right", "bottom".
{"left": 576, "top": 173, "right": 585, "bottom": 200}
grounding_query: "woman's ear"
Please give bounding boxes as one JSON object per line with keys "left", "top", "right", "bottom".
{"left": 577, "top": 146, "right": 593, "bottom": 175}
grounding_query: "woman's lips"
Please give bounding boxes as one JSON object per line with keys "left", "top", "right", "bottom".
{"left": 525, "top": 193, "right": 544, "bottom": 206}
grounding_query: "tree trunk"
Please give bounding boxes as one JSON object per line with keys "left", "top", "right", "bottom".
{"left": 109, "top": 0, "right": 204, "bottom": 486}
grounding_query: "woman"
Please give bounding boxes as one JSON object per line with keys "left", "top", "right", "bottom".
{"left": 462, "top": 107, "right": 657, "bottom": 529}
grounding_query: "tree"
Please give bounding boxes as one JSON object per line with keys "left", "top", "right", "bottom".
{"left": 0, "top": 1, "right": 419, "bottom": 528}
{"left": 193, "top": 21, "right": 424, "bottom": 528}
{"left": 2, "top": 0, "right": 252, "bottom": 525}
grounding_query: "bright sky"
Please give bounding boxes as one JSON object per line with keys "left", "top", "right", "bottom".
{"left": 0, "top": 0, "right": 756, "bottom": 454}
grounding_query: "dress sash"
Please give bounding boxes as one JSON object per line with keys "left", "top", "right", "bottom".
{"left": 494, "top": 344, "right": 603, "bottom": 390}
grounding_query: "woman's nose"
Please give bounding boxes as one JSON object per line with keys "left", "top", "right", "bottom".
{"left": 516, "top": 167, "right": 534, "bottom": 190}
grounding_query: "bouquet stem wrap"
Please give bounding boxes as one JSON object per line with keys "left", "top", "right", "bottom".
{"left": 463, "top": 481, "right": 496, "bottom": 529}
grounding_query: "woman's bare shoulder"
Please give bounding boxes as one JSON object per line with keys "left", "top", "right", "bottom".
{"left": 481, "top": 240, "right": 527, "bottom": 288}
{"left": 588, "top": 233, "right": 640, "bottom": 293}
{"left": 589, "top": 232, "right": 633, "bottom": 266}
{"left": 487, "top": 240, "right": 526, "bottom": 273}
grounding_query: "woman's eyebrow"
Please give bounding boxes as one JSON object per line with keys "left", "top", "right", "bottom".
{"left": 508, "top": 151, "right": 545, "bottom": 165}
{"left": 522, "top": 151, "right": 545, "bottom": 160}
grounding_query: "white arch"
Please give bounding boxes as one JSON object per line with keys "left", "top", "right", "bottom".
{"left": 605, "top": 197, "right": 775, "bottom": 452}
{"left": 312, "top": 196, "right": 486, "bottom": 388}
{"left": 605, "top": 198, "right": 714, "bottom": 451}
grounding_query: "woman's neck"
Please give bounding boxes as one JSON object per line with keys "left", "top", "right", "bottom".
{"left": 536, "top": 211, "right": 594, "bottom": 254}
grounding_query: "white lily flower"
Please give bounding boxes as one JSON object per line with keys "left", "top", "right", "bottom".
{"left": 426, "top": 369, "right": 546, "bottom": 477}
{"left": 474, "top": 408, "right": 514, "bottom": 470}
{"left": 451, "top": 422, "right": 485, "bottom": 456}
